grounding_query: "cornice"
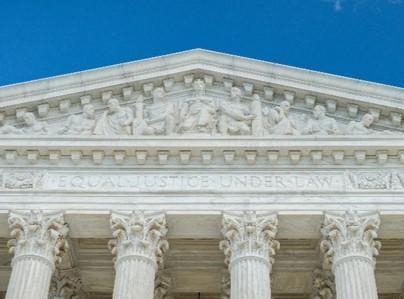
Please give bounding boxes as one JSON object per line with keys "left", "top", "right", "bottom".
{"left": 0, "top": 49, "right": 403, "bottom": 111}
{"left": 0, "top": 135, "right": 403, "bottom": 166}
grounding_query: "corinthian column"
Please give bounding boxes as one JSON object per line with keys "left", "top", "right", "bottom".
{"left": 5, "top": 210, "right": 68, "bottom": 299}
{"left": 321, "top": 210, "right": 381, "bottom": 299}
{"left": 220, "top": 211, "right": 279, "bottom": 299}
{"left": 109, "top": 211, "right": 169, "bottom": 299}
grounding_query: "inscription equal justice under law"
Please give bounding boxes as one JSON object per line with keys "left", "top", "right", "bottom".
{"left": 45, "top": 172, "right": 351, "bottom": 192}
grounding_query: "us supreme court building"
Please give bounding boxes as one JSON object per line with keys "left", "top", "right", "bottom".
{"left": 0, "top": 49, "right": 404, "bottom": 299}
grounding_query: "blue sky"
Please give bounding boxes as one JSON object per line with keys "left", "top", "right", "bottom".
{"left": 0, "top": 1, "right": 403, "bottom": 87}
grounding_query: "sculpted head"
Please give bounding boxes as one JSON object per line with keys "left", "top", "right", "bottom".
{"left": 313, "top": 105, "right": 326, "bottom": 119}
{"left": 23, "top": 112, "right": 36, "bottom": 126}
{"left": 361, "top": 113, "right": 374, "bottom": 127}
{"left": 252, "top": 94, "right": 260, "bottom": 101}
{"left": 152, "top": 87, "right": 165, "bottom": 102}
{"left": 193, "top": 79, "right": 206, "bottom": 96}
{"left": 83, "top": 104, "right": 95, "bottom": 118}
{"left": 230, "top": 87, "right": 242, "bottom": 101}
{"left": 280, "top": 101, "right": 291, "bottom": 113}
{"left": 107, "top": 98, "right": 120, "bottom": 113}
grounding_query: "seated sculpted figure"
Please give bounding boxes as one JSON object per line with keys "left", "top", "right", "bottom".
{"left": 264, "top": 101, "right": 299, "bottom": 135}
{"left": 58, "top": 104, "right": 96, "bottom": 135}
{"left": 143, "top": 87, "right": 176, "bottom": 135}
{"left": 345, "top": 113, "right": 375, "bottom": 135}
{"left": 178, "top": 79, "right": 217, "bottom": 134}
{"left": 303, "top": 105, "right": 340, "bottom": 135}
{"left": 94, "top": 98, "right": 133, "bottom": 135}
{"left": 218, "top": 87, "right": 256, "bottom": 135}
{"left": 0, "top": 112, "right": 48, "bottom": 135}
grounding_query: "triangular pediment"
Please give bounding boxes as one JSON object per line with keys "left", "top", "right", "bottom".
{"left": 0, "top": 49, "right": 403, "bottom": 138}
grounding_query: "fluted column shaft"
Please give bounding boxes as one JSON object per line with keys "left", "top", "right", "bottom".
{"left": 5, "top": 210, "right": 68, "bottom": 299}
{"left": 333, "top": 257, "right": 377, "bottom": 299}
{"left": 321, "top": 211, "right": 381, "bottom": 299}
{"left": 6, "top": 256, "right": 53, "bottom": 299}
{"left": 220, "top": 211, "right": 279, "bottom": 299}
{"left": 230, "top": 256, "right": 271, "bottom": 299}
{"left": 109, "top": 211, "right": 169, "bottom": 299}
{"left": 113, "top": 256, "right": 155, "bottom": 299}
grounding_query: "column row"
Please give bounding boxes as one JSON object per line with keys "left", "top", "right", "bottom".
{"left": 4, "top": 210, "right": 382, "bottom": 299}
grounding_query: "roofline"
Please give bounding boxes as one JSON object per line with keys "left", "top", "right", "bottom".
{"left": 0, "top": 48, "right": 403, "bottom": 108}
{"left": 1, "top": 48, "right": 403, "bottom": 89}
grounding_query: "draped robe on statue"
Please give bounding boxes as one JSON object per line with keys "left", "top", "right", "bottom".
{"left": 94, "top": 108, "right": 133, "bottom": 135}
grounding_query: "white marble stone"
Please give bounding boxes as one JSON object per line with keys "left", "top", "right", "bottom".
{"left": 5, "top": 210, "right": 68, "bottom": 299}
{"left": 220, "top": 211, "right": 279, "bottom": 299}
{"left": 109, "top": 211, "right": 169, "bottom": 299}
{"left": 0, "top": 49, "right": 404, "bottom": 298}
{"left": 321, "top": 211, "right": 381, "bottom": 299}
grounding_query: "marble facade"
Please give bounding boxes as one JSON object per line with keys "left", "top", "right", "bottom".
{"left": 0, "top": 49, "right": 404, "bottom": 298}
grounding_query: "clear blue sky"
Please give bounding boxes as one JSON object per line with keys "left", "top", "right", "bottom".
{"left": 0, "top": 1, "right": 403, "bottom": 87}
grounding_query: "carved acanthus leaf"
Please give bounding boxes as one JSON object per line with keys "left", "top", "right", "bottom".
{"left": 221, "top": 271, "right": 231, "bottom": 299}
{"left": 49, "top": 268, "right": 86, "bottom": 299}
{"left": 7, "top": 210, "right": 69, "bottom": 265}
{"left": 220, "top": 211, "right": 279, "bottom": 266}
{"left": 109, "top": 211, "right": 169, "bottom": 268}
{"left": 311, "top": 268, "right": 335, "bottom": 299}
{"left": 154, "top": 272, "right": 173, "bottom": 299}
{"left": 320, "top": 210, "right": 381, "bottom": 267}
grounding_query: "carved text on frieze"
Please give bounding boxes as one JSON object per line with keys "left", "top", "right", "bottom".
{"left": 46, "top": 173, "right": 343, "bottom": 191}
{"left": 1, "top": 171, "right": 403, "bottom": 192}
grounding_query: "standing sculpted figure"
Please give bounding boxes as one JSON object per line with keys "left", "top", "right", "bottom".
{"left": 218, "top": 86, "right": 256, "bottom": 135}
{"left": 94, "top": 98, "right": 133, "bottom": 135}
{"left": 345, "top": 113, "right": 375, "bottom": 135}
{"left": 264, "top": 100, "right": 299, "bottom": 135}
{"left": 144, "top": 87, "right": 177, "bottom": 135}
{"left": 250, "top": 93, "right": 264, "bottom": 136}
{"left": 58, "top": 104, "right": 96, "bottom": 135}
{"left": 303, "top": 105, "right": 340, "bottom": 135}
{"left": 0, "top": 112, "right": 48, "bottom": 135}
{"left": 132, "top": 95, "right": 153, "bottom": 135}
{"left": 178, "top": 79, "right": 217, "bottom": 134}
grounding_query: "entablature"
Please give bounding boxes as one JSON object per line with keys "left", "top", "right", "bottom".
{"left": 0, "top": 135, "right": 403, "bottom": 167}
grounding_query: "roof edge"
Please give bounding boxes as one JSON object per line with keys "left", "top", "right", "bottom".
{"left": 0, "top": 48, "right": 403, "bottom": 106}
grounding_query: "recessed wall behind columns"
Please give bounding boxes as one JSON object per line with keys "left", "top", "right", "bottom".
{"left": 0, "top": 212, "right": 403, "bottom": 239}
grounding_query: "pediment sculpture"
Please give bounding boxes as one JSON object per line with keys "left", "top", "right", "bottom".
{"left": 218, "top": 86, "right": 256, "bottom": 135}
{"left": 178, "top": 79, "right": 217, "bottom": 135}
{"left": 0, "top": 79, "right": 402, "bottom": 137}
{"left": 94, "top": 98, "right": 134, "bottom": 135}
{"left": 58, "top": 104, "right": 96, "bottom": 135}
{"left": 263, "top": 100, "right": 299, "bottom": 135}
{"left": 302, "top": 105, "right": 340, "bottom": 135}
{"left": 0, "top": 112, "right": 48, "bottom": 135}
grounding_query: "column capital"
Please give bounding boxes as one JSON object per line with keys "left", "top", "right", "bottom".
{"left": 7, "top": 210, "right": 69, "bottom": 269}
{"left": 108, "top": 211, "right": 169, "bottom": 269}
{"left": 49, "top": 268, "right": 86, "bottom": 299}
{"left": 320, "top": 210, "right": 381, "bottom": 268}
{"left": 219, "top": 211, "right": 279, "bottom": 268}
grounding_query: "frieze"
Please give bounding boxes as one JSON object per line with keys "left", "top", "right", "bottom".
{"left": 0, "top": 78, "right": 402, "bottom": 138}
{"left": 1, "top": 172, "right": 44, "bottom": 189}
{"left": 1, "top": 170, "right": 404, "bottom": 193}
